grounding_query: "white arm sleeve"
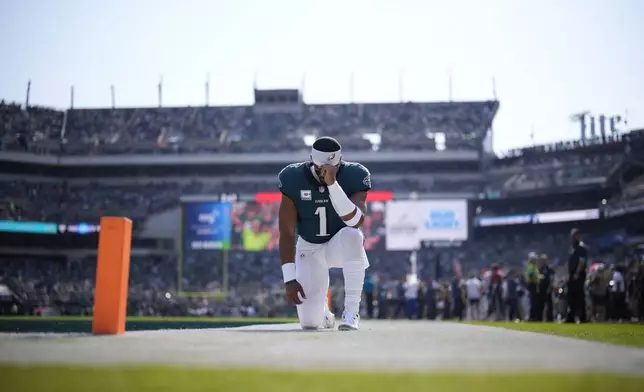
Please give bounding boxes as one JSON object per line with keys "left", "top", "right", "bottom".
{"left": 326, "top": 181, "right": 358, "bottom": 216}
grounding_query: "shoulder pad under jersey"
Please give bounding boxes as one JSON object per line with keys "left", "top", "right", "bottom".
{"left": 278, "top": 162, "right": 307, "bottom": 198}
{"left": 342, "top": 161, "right": 372, "bottom": 192}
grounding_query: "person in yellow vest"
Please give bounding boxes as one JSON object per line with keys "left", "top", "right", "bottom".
{"left": 525, "top": 252, "right": 541, "bottom": 321}
{"left": 241, "top": 220, "right": 271, "bottom": 251}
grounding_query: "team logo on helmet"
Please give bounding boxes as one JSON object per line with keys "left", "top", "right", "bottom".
{"left": 363, "top": 174, "right": 371, "bottom": 188}
{"left": 326, "top": 153, "right": 336, "bottom": 162}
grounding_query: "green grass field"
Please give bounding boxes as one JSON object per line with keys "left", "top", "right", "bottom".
{"left": 1, "top": 365, "right": 643, "bottom": 392}
{"left": 467, "top": 321, "right": 644, "bottom": 348}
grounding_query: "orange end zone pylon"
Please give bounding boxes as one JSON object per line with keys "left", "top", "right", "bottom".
{"left": 327, "top": 289, "right": 332, "bottom": 310}
{"left": 92, "top": 217, "right": 133, "bottom": 335}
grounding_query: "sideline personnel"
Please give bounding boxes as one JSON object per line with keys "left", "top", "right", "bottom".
{"left": 525, "top": 252, "right": 540, "bottom": 321}
{"left": 538, "top": 253, "right": 554, "bottom": 321}
{"left": 566, "top": 228, "right": 588, "bottom": 323}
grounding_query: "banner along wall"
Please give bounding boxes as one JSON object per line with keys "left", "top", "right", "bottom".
{"left": 385, "top": 200, "right": 468, "bottom": 250}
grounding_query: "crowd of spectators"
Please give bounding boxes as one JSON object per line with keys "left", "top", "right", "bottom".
{"left": 1, "top": 101, "right": 496, "bottom": 154}
{"left": 2, "top": 99, "right": 643, "bottom": 322}
{"left": 1, "top": 101, "right": 635, "bottom": 224}
{"left": 2, "top": 223, "right": 643, "bottom": 321}
{"left": 0, "top": 156, "right": 619, "bottom": 225}
{"left": 485, "top": 130, "right": 644, "bottom": 196}
{"left": 486, "top": 136, "right": 625, "bottom": 194}
{"left": 620, "top": 174, "right": 644, "bottom": 203}
{"left": 0, "top": 101, "right": 63, "bottom": 153}
{"left": 0, "top": 179, "right": 195, "bottom": 223}
{"left": 1, "top": 188, "right": 642, "bottom": 321}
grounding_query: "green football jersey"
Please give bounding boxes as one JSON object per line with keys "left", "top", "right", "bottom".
{"left": 278, "top": 161, "right": 371, "bottom": 244}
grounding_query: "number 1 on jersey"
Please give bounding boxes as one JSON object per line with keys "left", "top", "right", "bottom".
{"left": 314, "top": 206, "right": 329, "bottom": 236}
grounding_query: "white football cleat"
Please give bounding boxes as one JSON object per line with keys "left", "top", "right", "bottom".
{"left": 323, "top": 310, "right": 336, "bottom": 329}
{"left": 338, "top": 311, "right": 360, "bottom": 331}
{"left": 302, "top": 307, "right": 335, "bottom": 330}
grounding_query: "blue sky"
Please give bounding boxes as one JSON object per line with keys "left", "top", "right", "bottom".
{"left": 1, "top": 0, "right": 642, "bottom": 153}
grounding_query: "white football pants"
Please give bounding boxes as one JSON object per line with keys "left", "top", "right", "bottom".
{"left": 295, "top": 227, "right": 369, "bottom": 329}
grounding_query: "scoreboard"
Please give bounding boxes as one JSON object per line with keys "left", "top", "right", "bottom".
{"left": 181, "top": 202, "right": 232, "bottom": 251}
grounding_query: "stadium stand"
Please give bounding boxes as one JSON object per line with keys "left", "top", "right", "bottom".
{"left": 0, "top": 101, "right": 64, "bottom": 154}
{"left": 1, "top": 98, "right": 643, "bottom": 322}
{"left": 1, "top": 100, "right": 496, "bottom": 155}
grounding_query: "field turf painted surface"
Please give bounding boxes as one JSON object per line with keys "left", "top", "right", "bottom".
{"left": 467, "top": 321, "right": 644, "bottom": 348}
{"left": 2, "top": 322, "right": 644, "bottom": 390}
{"left": 2, "top": 365, "right": 643, "bottom": 392}
{"left": 2, "top": 321, "right": 643, "bottom": 374}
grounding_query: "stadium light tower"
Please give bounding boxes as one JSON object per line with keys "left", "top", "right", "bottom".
{"left": 569, "top": 111, "right": 590, "bottom": 123}
{"left": 570, "top": 111, "right": 590, "bottom": 141}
